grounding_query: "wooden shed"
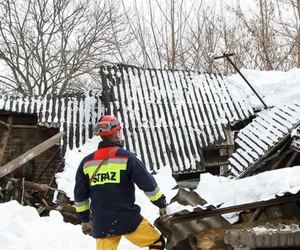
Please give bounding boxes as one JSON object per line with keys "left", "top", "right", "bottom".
{"left": 0, "top": 90, "right": 104, "bottom": 209}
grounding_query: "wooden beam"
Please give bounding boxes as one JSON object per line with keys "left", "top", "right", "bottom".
{"left": 285, "top": 151, "right": 298, "bottom": 168}
{"left": 0, "top": 131, "right": 65, "bottom": 179}
{"left": 35, "top": 203, "right": 80, "bottom": 222}
{"left": 162, "top": 194, "right": 300, "bottom": 225}
{"left": 55, "top": 199, "right": 76, "bottom": 212}
{"left": 2, "top": 176, "right": 58, "bottom": 192}
{"left": 10, "top": 125, "right": 38, "bottom": 129}
{"left": 0, "top": 120, "right": 10, "bottom": 128}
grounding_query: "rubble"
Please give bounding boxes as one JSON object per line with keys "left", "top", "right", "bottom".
{"left": 0, "top": 131, "right": 79, "bottom": 224}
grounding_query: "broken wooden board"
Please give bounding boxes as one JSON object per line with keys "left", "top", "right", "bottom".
{"left": 0, "top": 131, "right": 65, "bottom": 178}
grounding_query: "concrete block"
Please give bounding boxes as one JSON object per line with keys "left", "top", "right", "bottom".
{"left": 233, "top": 247, "right": 255, "bottom": 250}
{"left": 225, "top": 227, "right": 300, "bottom": 249}
{"left": 278, "top": 232, "right": 287, "bottom": 246}
{"left": 270, "top": 233, "right": 279, "bottom": 247}
{"left": 255, "top": 233, "right": 264, "bottom": 247}
{"left": 295, "top": 233, "right": 300, "bottom": 245}
{"left": 224, "top": 229, "right": 243, "bottom": 247}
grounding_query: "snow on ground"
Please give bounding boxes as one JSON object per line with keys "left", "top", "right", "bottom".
{"left": 0, "top": 136, "right": 178, "bottom": 250}
{"left": 0, "top": 201, "right": 94, "bottom": 250}
{"left": 2, "top": 68, "right": 300, "bottom": 249}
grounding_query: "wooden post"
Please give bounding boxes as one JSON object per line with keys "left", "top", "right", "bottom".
{"left": 12, "top": 178, "right": 23, "bottom": 204}
{"left": 0, "top": 131, "right": 65, "bottom": 179}
{"left": 0, "top": 116, "right": 13, "bottom": 166}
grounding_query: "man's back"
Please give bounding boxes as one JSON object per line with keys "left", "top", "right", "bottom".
{"left": 75, "top": 140, "right": 165, "bottom": 238}
{"left": 74, "top": 115, "right": 166, "bottom": 249}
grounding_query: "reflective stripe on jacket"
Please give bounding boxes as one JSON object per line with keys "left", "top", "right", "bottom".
{"left": 74, "top": 140, "right": 167, "bottom": 238}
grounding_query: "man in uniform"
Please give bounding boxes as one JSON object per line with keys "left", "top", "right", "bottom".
{"left": 74, "top": 115, "right": 167, "bottom": 250}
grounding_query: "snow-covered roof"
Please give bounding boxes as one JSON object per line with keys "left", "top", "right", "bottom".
{"left": 0, "top": 89, "right": 104, "bottom": 156}
{"left": 228, "top": 100, "right": 300, "bottom": 177}
{"left": 100, "top": 65, "right": 254, "bottom": 174}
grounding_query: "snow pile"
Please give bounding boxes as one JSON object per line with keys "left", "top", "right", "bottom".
{"left": 0, "top": 200, "right": 94, "bottom": 250}
{"left": 166, "top": 166, "right": 300, "bottom": 223}
{"left": 227, "top": 68, "right": 300, "bottom": 108}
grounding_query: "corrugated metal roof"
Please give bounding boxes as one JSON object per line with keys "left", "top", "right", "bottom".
{"left": 100, "top": 65, "right": 254, "bottom": 174}
{"left": 0, "top": 89, "right": 104, "bottom": 156}
{"left": 228, "top": 99, "right": 300, "bottom": 177}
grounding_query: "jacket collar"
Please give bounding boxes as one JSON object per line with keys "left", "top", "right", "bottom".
{"left": 98, "top": 140, "right": 123, "bottom": 149}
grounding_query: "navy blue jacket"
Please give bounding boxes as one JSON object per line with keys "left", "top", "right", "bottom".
{"left": 74, "top": 140, "right": 167, "bottom": 238}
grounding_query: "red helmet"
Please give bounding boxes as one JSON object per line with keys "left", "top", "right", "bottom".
{"left": 94, "top": 115, "right": 122, "bottom": 136}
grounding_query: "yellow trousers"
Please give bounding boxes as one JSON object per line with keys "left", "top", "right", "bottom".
{"left": 96, "top": 218, "right": 163, "bottom": 250}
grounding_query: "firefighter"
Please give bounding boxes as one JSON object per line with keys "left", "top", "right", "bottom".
{"left": 74, "top": 115, "right": 167, "bottom": 250}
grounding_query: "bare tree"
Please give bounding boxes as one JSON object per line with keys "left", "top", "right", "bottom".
{"left": 273, "top": 0, "right": 300, "bottom": 68}
{"left": 0, "top": 0, "right": 130, "bottom": 95}
{"left": 121, "top": 0, "right": 198, "bottom": 70}
{"left": 226, "top": 0, "right": 293, "bottom": 71}
{"left": 185, "top": 3, "right": 225, "bottom": 73}
{"left": 119, "top": 0, "right": 300, "bottom": 73}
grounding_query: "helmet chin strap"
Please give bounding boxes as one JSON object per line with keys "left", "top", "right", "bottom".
{"left": 109, "top": 135, "right": 120, "bottom": 143}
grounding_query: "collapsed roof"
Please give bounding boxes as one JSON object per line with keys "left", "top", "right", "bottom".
{"left": 155, "top": 166, "right": 300, "bottom": 250}
{"left": 229, "top": 99, "right": 300, "bottom": 178}
{"left": 99, "top": 64, "right": 255, "bottom": 175}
